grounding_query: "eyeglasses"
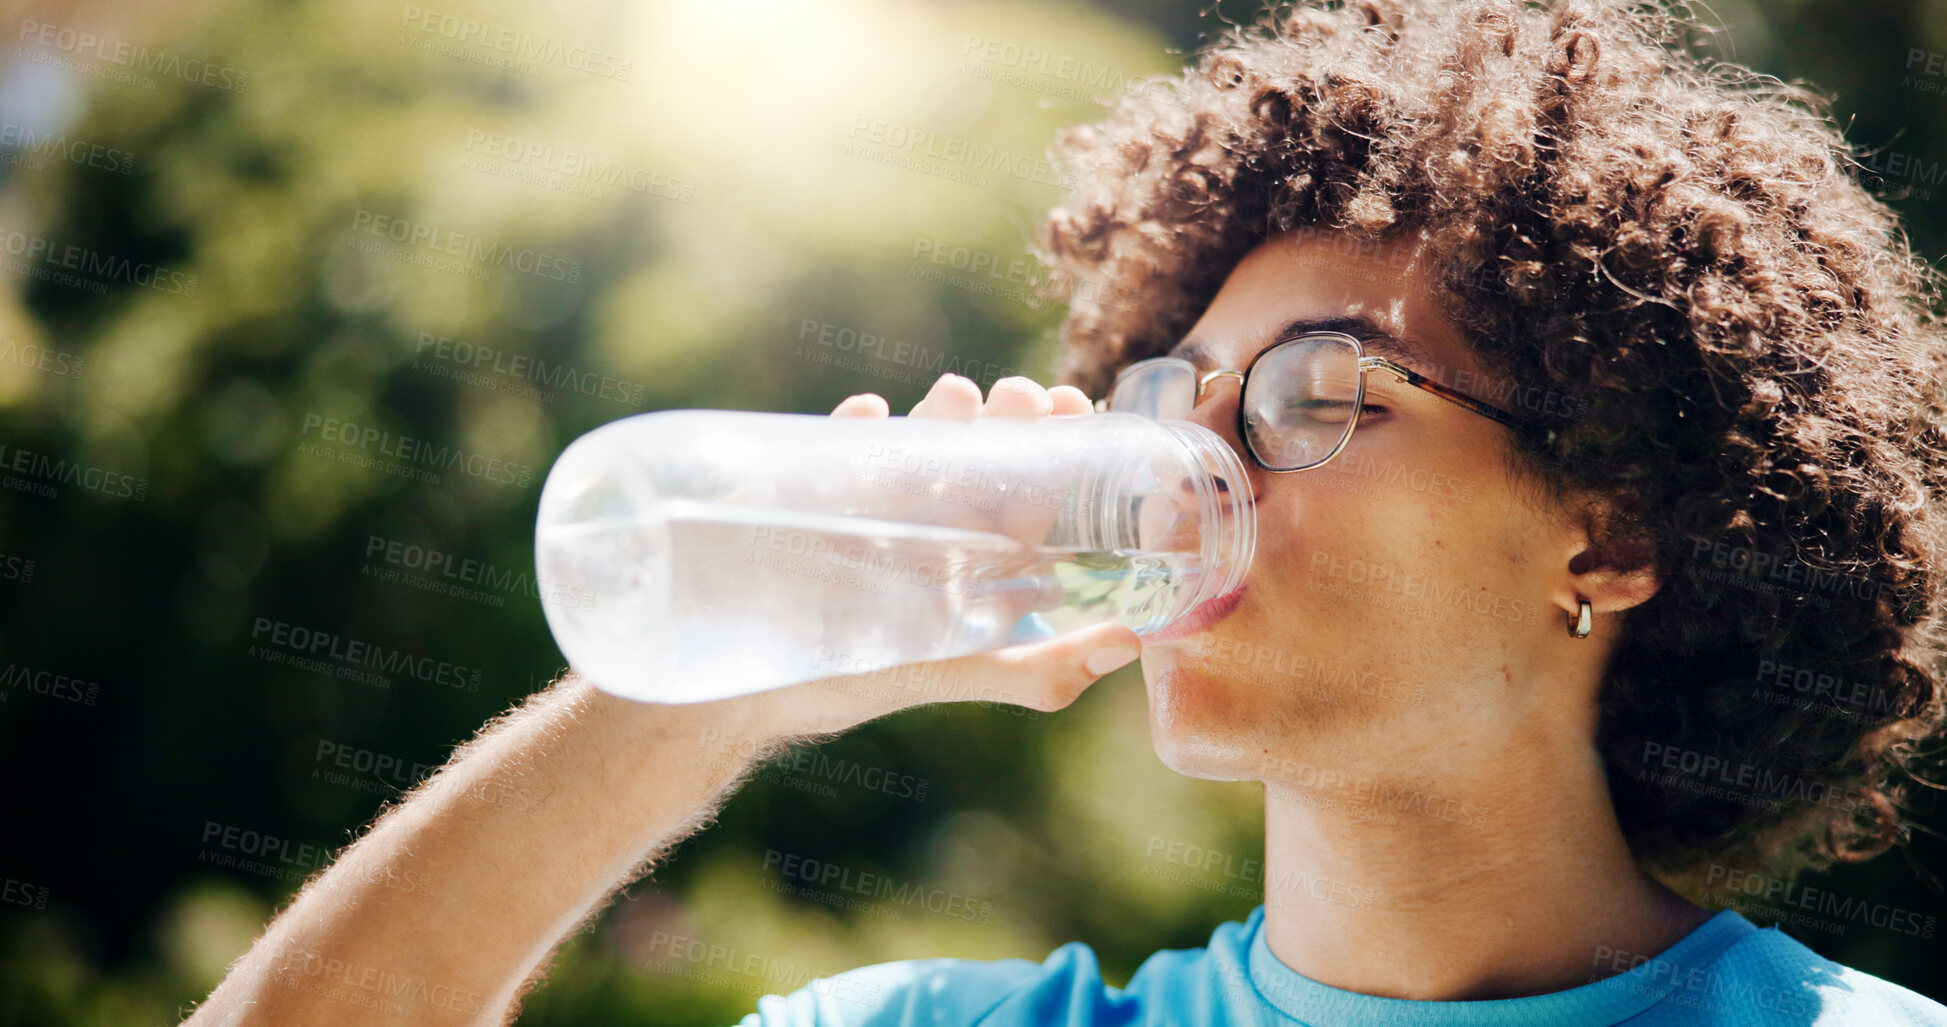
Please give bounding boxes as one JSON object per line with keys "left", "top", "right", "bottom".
{"left": 1093, "top": 331, "right": 1554, "bottom": 473}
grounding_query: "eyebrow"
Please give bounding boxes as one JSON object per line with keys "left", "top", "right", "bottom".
{"left": 1166, "top": 315, "right": 1435, "bottom": 375}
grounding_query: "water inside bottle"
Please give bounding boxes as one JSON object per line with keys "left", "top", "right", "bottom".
{"left": 993, "top": 547, "right": 1197, "bottom": 635}
{"left": 541, "top": 498, "right": 1206, "bottom": 695}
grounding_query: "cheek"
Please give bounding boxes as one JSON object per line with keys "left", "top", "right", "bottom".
{"left": 1268, "top": 464, "right": 1518, "bottom": 607}
{"left": 1254, "top": 465, "right": 1431, "bottom": 574}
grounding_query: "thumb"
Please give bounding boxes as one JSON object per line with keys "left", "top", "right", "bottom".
{"left": 949, "top": 620, "right": 1144, "bottom": 713}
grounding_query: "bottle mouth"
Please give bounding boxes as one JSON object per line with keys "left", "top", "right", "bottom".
{"left": 1160, "top": 420, "right": 1256, "bottom": 611}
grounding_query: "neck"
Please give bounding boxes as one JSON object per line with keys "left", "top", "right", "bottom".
{"left": 1257, "top": 732, "right": 1711, "bottom": 1002}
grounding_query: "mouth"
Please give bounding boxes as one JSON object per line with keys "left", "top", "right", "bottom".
{"left": 1143, "top": 582, "right": 1248, "bottom": 645}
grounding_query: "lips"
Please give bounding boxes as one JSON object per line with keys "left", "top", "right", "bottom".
{"left": 1144, "top": 582, "right": 1248, "bottom": 644}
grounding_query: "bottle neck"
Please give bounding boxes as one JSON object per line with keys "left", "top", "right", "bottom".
{"left": 1160, "top": 420, "right": 1256, "bottom": 608}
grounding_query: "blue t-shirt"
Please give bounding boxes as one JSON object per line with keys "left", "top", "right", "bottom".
{"left": 737, "top": 905, "right": 1947, "bottom": 1025}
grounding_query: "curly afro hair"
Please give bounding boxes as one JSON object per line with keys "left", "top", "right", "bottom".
{"left": 1034, "top": 0, "right": 1947, "bottom": 893}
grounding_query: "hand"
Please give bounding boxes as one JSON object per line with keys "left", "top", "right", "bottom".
{"left": 837, "top": 374, "right": 1097, "bottom": 570}
{"left": 734, "top": 375, "right": 1145, "bottom": 740}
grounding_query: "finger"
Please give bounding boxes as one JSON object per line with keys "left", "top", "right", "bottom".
{"left": 817, "top": 619, "right": 1144, "bottom": 716}
{"left": 831, "top": 393, "right": 890, "bottom": 418}
{"left": 1048, "top": 385, "right": 1092, "bottom": 416}
{"left": 983, "top": 376, "right": 1053, "bottom": 418}
{"left": 909, "top": 374, "right": 983, "bottom": 418}
{"left": 936, "top": 620, "right": 1144, "bottom": 712}
{"left": 982, "top": 377, "right": 1071, "bottom": 546}
{"left": 767, "top": 619, "right": 1144, "bottom": 737}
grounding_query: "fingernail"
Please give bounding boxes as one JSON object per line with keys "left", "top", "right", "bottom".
{"left": 1085, "top": 646, "right": 1140, "bottom": 676}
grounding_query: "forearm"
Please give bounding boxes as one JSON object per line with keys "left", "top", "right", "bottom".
{"left": 189, "top": 672, "right": 784, "bottom": 1026}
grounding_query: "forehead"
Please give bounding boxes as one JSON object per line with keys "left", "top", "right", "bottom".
{"left": 1166, "top": 228, "right": 1483, "bottom": 381}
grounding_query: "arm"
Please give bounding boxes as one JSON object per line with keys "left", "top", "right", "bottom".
{"left": 190, "top": 632, "right": 1135, "bottom": 1026}
{"left": 184, "top": 672, "right": 790, "bottom": 1026}
{"left": 185, "top": 375, "right": 1142, "bottom": 1026}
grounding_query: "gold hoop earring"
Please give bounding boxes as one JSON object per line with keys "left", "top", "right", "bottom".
{"left": 1567, "top": 596, "right": 1593, "bottom": 639}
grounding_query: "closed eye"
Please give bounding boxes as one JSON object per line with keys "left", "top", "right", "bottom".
{"left": 1290, "top": 400, "right": 1389, "bottom": 413}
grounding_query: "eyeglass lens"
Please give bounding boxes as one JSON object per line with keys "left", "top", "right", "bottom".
{"left": 1105, "top": 334, "right": 1363, "bottom": 471}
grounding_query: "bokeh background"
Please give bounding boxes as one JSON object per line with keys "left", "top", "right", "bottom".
{"left": 2, "top": 0, "right": 1946, "bottom": 1023}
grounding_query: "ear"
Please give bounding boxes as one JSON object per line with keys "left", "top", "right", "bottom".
{"left": 1558, "top": 493, "right": 1662, "bottom": 617}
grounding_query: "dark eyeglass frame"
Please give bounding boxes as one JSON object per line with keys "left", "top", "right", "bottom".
{"left": 1093, "top": 330, "right": 1556, "bottom": 473}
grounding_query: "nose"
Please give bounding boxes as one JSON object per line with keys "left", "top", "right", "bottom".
{"left": 1177, "top": 372, "right": 1261, "bottom": 503}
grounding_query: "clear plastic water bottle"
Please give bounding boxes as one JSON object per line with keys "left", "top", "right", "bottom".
{"left": 534, "top": 409, "right": 1255, "bottom": 703}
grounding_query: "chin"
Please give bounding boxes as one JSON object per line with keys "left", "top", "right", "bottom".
{"left": 1143, "top": 660, "right": 1261, "bottom": 781}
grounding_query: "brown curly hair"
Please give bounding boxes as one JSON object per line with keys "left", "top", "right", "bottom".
{"left": 1033, "top": 0, "right": 1947, "bottom": 893}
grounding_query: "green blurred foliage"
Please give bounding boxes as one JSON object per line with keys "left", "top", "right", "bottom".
{"left": 0, "top": 0, "right": 1944, "bottom": 1024}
